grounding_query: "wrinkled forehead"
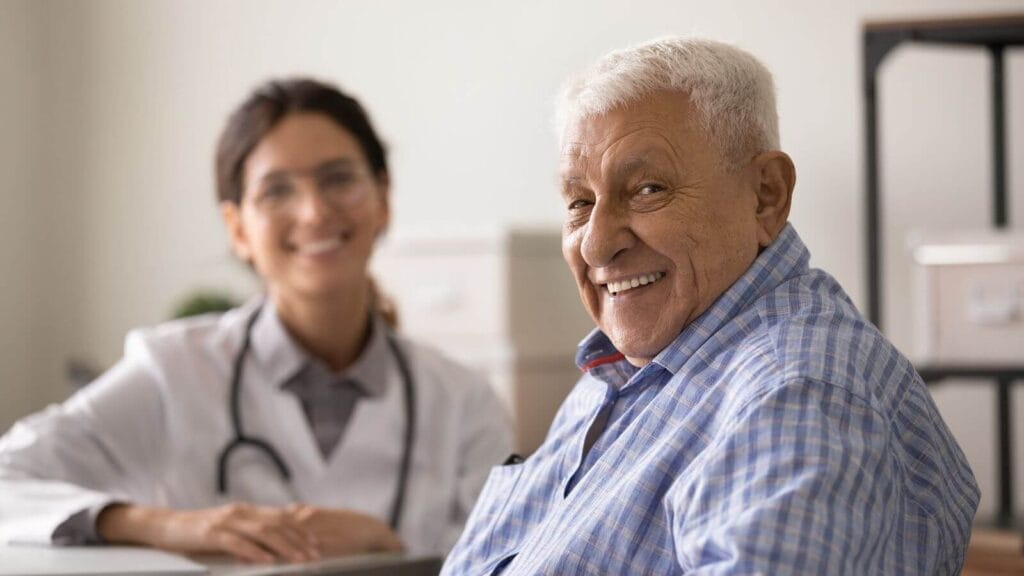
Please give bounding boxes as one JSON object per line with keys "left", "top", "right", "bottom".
{"left": 557, "top": 109, "right": 627, "bottom": 171}
{"left": 558, "top": 93, "right": 702, "bottom": 176}
{"left": 559, "top": 136, "right": 588, "bottom": 168}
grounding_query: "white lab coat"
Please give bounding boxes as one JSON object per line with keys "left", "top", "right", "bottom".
{"left": 0, "top": 300, "right": 513, "bottom": 555}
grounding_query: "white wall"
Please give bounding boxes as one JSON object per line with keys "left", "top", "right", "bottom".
{"left": 0, "top": 0, "right": 36, "bottom": 428}
{"left": 5, "top": 0, "right": 1023, "bottom": 518}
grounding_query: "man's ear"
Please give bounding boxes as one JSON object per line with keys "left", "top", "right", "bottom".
{"left": 752, "top": 151, "right": 796, "bottom": 247}
{"left": 220, "top": 201, "right": 252, "bottom": 262}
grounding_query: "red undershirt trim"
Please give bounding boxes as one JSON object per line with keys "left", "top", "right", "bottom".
{"left": 581, "top": 352, "right": 626, "bottom": 372}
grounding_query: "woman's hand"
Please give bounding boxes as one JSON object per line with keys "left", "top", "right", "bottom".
{"left": 96, "top": 503, "right": 321, "bottom": 564}
{"left": 286, "top": 504, "right": 404, "bottom": 557}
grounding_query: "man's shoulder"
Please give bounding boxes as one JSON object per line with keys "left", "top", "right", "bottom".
{"left": 741, "top": 267, "right": 917, "bottom": 413}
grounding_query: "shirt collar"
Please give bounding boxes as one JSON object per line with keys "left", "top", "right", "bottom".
{"left": 574, "top": 329, "right": 639, "bottom": 389}
{"left": 248, "top": 297, "right": 392, "bottom": 397}
{"left": 248, "top": 297, "right": 306, "bottom": 388}
{"left": 337, "top": 315, "right": 391, "bottom": 397}
{"left": 575, "top": 223, "right": 810, "bottom": 379}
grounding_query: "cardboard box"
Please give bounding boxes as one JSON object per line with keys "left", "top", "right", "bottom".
{"left": 909, "top": 230, "right": 1024, "bottom": 365}
{"left": 372, "top": 228, "right": 594, "bottom": 453}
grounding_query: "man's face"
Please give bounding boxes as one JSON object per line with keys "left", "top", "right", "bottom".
{"left": 559, "top": 91, "right": 765, "bottom": 366}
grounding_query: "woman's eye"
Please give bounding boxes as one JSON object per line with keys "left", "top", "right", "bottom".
{"left": 260, "top": 182, "right": 292, "bottom": 201}
{"left": 567, "top": 199, "right": 592, "bottom": 211}
{"left": 320, "top": 170, "right": 356, "bottom": 189}
{"left": 638, "top": 184, "right": 664, "bottom": 195}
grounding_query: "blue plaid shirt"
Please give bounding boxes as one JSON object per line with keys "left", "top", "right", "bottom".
{"left": 443, "top": 225, "right": 978, "bottom": 575}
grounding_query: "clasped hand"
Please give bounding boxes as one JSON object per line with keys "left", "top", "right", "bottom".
{"left": 97, "top": 502, "right": 404, "bottom": 564}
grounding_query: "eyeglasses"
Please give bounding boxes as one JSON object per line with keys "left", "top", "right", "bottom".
{"left": 245, "top": 161, "right": 377, "bottom": 215}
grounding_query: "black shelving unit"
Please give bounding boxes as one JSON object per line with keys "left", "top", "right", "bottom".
{"left": 863, "top": 14, "right": 1024, "bottom": 528}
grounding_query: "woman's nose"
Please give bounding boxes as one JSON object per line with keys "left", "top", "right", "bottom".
{"left": 293, "top": 182, "right": 333, "bottom": 222}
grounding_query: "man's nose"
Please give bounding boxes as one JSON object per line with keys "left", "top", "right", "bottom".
{"left": 580, "top": 199, "right": 634, "bottom": 268}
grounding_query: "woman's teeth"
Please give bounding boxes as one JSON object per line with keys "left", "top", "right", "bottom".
{"left": 606, "top": 272, "right": 664, "bottom": 296}
{"left": 297, "top": 237, "right": 342, "bottom": 255}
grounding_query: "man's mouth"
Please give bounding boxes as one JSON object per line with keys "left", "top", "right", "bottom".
{"left": 604, "top": 272, "right": 665, "bottom": 296}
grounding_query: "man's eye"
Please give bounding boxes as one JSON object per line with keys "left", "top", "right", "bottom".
{"left": 567, "top": 199, "right": 592, "bottom": 211}
{"left": 638, "top": 184, "right": 664, "bottom": 195}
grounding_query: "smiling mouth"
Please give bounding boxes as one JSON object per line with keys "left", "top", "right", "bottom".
{"left": 604, "top": 272, "right": 665, "bottom": 296}
{"left": 292, "top": 233, "right": 350, "bottom": 256}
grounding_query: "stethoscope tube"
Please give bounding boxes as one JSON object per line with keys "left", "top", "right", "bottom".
{"left": 217, "top": 306, "right": 292, "bottom": 493}
{"left": 215, "top": 302, "right": 415, "bottom": 531}
{"left": 383, "top": 331, "right": 415, "bottom": 530}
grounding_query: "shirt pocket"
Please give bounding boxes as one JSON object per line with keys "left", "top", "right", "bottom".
{"left": 451, "top": 462, "right": 526, "bottom": 569}
{"left": 468, "top": 463, "right": 524, "bottom": 532}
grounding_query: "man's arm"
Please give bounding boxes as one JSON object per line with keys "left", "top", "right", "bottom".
{"left": 665, "top": 378, "right": 904, "bottom": 575}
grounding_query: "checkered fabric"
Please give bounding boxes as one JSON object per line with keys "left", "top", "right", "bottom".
{"left": 442, "top": 224, "right": 978, "bottom": 575}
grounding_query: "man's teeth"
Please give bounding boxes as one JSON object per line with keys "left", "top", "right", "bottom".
{"left": 606, "top": 272, "right": 664, "bottom": 295}
{"left": 297, "top": 237, "right": 342, "bottom": 255}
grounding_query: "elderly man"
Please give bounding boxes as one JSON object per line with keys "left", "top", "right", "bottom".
{"left": 442, "top": 37, "right": 978, "bottom": 575}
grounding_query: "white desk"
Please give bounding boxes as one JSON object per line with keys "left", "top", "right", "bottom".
{"left": 203, "top": 552, "right": 441, "bottom": 575}
{"left": 0, "top": 545, "right": 441, "bottom": 576}
{"left": 0, "top": 545, "right": 205, "bottom": 575}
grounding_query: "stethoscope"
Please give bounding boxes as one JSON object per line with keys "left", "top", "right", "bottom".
{"left": 215, "top": 302, "right": 417, "bottom": 531}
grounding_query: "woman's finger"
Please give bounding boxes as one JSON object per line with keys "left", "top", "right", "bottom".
{"left": 232, "top": 518, "right": 312, "bottom": 563}
{"left": 215, "top": 530, "right": 275, "bottom": 564}
{"left": 376, "top": 529, "right": 405, "bottom": 552}
{"left": 269, "top": 520, "right": 320, "bottom": 560}
{"left": 252, "top": 507, "right": 320, "bottom": 558}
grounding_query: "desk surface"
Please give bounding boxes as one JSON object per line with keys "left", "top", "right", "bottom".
{"left": 204, "top": 552, "right": 442, "bottom": 576}
{"left": 0, "top": 545, "right": 442, "bottom": 576}
{"left": 0, "top": 545, "right": 205, "bottom": 575}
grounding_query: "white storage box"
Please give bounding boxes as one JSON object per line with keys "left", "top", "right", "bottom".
{"left": 909, "top": 229, "right": 1024, "bottom": 365}
{"left": 372, "top": 228, "right": 594, "bottom": 453}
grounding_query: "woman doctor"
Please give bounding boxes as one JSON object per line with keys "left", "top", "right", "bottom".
{"left": 0, "top": 78, "right": 512, "bottom": 563}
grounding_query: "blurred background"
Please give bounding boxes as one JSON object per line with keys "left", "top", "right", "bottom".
{"left": 0, "top": 0, "right": 1021, "bottom": 521}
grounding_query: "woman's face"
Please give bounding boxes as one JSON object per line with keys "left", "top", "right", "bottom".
{"left": 221, "top": 112, "right": 389, "bottom": 303}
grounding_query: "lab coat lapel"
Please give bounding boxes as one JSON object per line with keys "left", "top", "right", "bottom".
{"left": 317, "top": 352, "right": 406, "bottom": 512}
{"left": 245, "top": 299, "right": 332, "bottom": 479}
{"left": 214, "top": 365, "right": 328, "bottom": 505}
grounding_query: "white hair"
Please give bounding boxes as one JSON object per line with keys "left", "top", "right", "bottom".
{"left": 555, "top": 36, "right": 779, "bottom": 168}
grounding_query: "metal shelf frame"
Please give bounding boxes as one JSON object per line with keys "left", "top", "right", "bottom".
{"left": 863, "top": 14, "right": 1024, "bottom": 528}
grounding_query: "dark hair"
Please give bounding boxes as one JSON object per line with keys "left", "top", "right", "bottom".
{"left": 215, "top": 77, "right": 388, "bottom": 205}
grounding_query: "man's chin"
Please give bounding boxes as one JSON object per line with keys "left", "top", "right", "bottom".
{"left": 606, "top": 329, "right": 674, "bottom": 368}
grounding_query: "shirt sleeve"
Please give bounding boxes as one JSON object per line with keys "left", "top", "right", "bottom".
{"left": 665, "top": 378, "right": 900, "bottom": 575}
{"left": 443, "top": 377, "right": 515, "bottom": 552}
{"left": 50, "top": 502, "right": 120, "bottom": 545}
{"left": 0, "top": 338, "right": 170, "bottom": 545}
